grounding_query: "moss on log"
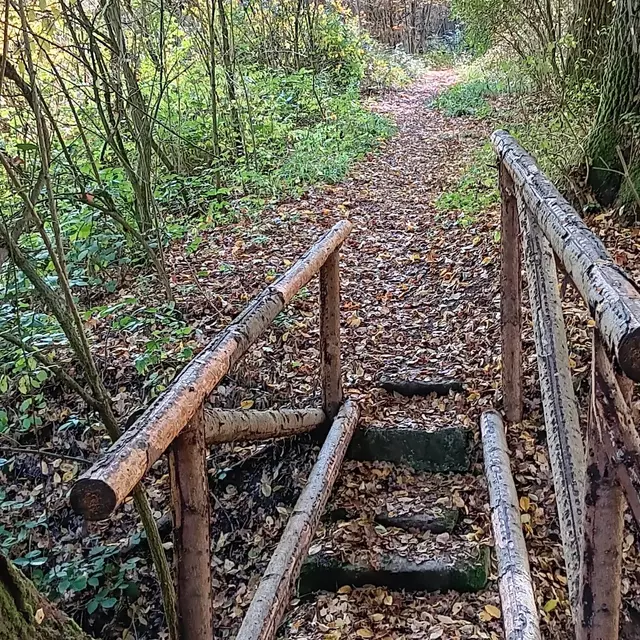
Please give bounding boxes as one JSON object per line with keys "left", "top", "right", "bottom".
{"left": 0, "top": 555, "right": 92, "bottom": 640}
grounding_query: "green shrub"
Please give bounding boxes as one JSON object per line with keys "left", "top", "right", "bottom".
{"left": 431, "top": 78, "right": 498, "bottom": 117}
{"left": 436, "top": 143, "right": 499, "bottom": 225}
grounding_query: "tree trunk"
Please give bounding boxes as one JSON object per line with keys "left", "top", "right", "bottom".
{"left": 587, "top": 0, "right": 640, "bottom": 211}
{"left": 568, "top": 0, "right": 612, "bottom": 82}
{"left": 0, "top": 555, "right": 93, "bottom": 640}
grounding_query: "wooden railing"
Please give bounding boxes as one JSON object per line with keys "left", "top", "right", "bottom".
{"left": 71, "top": 220, "right": 357, "bottom": 640}
{"left": 493, "top": 130, "right": 640, "bottom": 640}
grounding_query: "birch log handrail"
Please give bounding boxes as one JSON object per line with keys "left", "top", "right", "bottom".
{"left": 493, "top": 131, "right": 640, "bottom": 640}
{"left": 71, "top": 219, "right": 352, "bottom": 520}
{"left": 69, "top": 221, "right": 353, "bottom": 640}
{"left": 492, "top": 130, "right": 640, "bottom": 382}
{"left": 204, "top": 407, "right": 326, "bottom": 444}
{"left": 481, "top": 411, "right": 541, "bottom": 640}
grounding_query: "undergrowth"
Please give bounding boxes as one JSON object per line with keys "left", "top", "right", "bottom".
{"left": 435, "top": 143, "right": 499, "bottom": 226}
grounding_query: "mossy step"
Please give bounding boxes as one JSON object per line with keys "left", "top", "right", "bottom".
{"left": 347, "top": 426, "right": 471, "bottom": 472}
{"left": 325, "top": 507, "right": 459, "bottom": 534}
{"left": 298, "top": 547, "right": 489, "bottom": 595}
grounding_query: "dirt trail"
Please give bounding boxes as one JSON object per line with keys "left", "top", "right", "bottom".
{"left": 185, "top": 70, "right": 570, "bottom": 638}
{"left": 335, "top": 69, "right": 499, "bottom": 432}
{"left": 266, "top": 70, "right": 508, "bottom": 639}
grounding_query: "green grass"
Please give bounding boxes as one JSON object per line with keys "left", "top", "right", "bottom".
{"left": 435, "top": 143, "right": 499, "bottom": 225}
{"left": 431, "top": 78, "right": 500, "bottom": 117}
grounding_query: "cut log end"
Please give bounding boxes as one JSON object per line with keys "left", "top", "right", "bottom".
{"left": 70, "top": 479, "right": 117, "bottom": 521}
{"left": 618, "top": 329, "right": 640, "bottom": 382}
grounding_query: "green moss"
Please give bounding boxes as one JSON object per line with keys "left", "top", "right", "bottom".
{"left": 347, "top": 426, "right": 471, "bottom": 473}
{"left": 0, "top": 556, "right": 91, "bottom": 640}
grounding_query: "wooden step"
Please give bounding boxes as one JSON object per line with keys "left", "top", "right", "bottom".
{"left": 347, "top": 426, "right": 471, "bottom": 472}
{"left": 323, "top": 460, "right": 470, "bottom": 535}
{"left": 299, "top": 547, "right": 490, "bottom": 595}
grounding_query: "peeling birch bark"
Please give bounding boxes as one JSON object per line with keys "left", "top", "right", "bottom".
{"left": 520, "top": 207, "right": 585, "bottom": 615}
{"left": 203, "top": 407, "right": 325, "bottom": 444}
{"left": 236, "top": 400, "right": 359, "bottom": 640}
{"left": 492, "top": 130, "right": 640, "bottom": 382}
{"left": 578, "top": 333, "right": 624, "bottom": 640}
{"left": 481, "top": 411, "right": 541, "bottom": 640}
{"left": 71, "top": 220, "right": 352, "bottom": 520}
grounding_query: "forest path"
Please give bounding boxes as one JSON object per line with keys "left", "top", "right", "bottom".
{"left": 266, "top": 70, "right": 507, "bottom": 639}
{"left": 187, "top": 70, "right": 527, "bottom": 638}
{"left": 303, "top": 69, "right": 500, "bottom": 434}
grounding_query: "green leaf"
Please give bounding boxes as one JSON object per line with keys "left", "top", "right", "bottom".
{"left": 87, "top": 599, "right": 99, "bottom": 614}
{"left": 101, "top": 597, "right": 117, "bottom": 609}
{"left": 71, "top": 576, "right": 87, "bottom": 591}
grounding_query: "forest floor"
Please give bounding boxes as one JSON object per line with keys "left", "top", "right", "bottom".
{"left": 5, "top": 68, "right": 640, "bottom": 639}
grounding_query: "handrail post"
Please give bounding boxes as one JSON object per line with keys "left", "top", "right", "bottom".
{"left": 320, "top": 248, "right": 343, "bottom": 421}
{"left": 579, "top": 333, "right": 625, "bottom": 640}
{"left": 499, "top": 161, "right": 523, "bottom": 423}
{"left": 169, "top": 406, "right": 213, "bottom": 640}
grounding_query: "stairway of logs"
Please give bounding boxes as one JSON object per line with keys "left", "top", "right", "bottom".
{"left": 278, "top": 380, "right": 489, "bottom": 637}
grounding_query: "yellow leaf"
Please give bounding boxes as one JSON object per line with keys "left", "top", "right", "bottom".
{"left": 543, "top": 599, "right": 558, "bottom": 612}
{"left": 384, "top": 595, "right": 393, "bottom": 605}
{"left": 337, "top": 585, "right": 352, "bottom": 594}
{"left": 356, "top": 629, "right": 373, "bottom": 638}
{"left": 484, "top": 604, "right": 501, "bottom": 619}
{"left": 371, "top": 613, "right": 384, "bottom": 622}
{"left": 35, "top": 608, "right": 45, "bottom": 624}
{"left": 240, "top": 399, "right": 254, "bottom": 409}
{"left": 520, "top": 496, "right": 530, "bottom": 511}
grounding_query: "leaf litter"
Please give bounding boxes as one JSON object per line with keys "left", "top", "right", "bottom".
{"left": 2, "top": 67, "right": 640, "bottom": 639}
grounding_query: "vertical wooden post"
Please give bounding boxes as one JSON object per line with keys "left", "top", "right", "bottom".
{"left": 319, "top": 249, "right": 343, "bottom": 421}
{"left": 499, "top": 161, "right": 523, "bottom": 423}
{"left": 169, "top": 406, "right": 213, "bottom": 640}
{"left": 578, "top": 333, "right": 624, "bottom": 640}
